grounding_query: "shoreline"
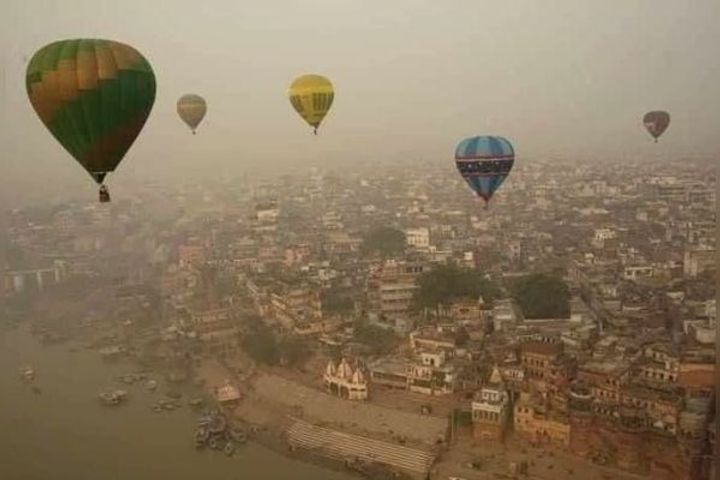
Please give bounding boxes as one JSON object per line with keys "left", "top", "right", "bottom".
{"left": 11, "top": 319, "right": 659, "bottom": 480}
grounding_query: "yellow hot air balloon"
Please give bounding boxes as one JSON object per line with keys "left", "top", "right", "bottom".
{"left": 288, "top": 74, "right": 334, "bottom": 134}
{"left": 177, "top": 94, "right": 206, "bottom": 134}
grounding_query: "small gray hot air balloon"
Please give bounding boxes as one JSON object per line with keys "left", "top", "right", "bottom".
{"left": 643, "top": 110, "right": 670, "bottom": 143}
{"left": 177, "top": 94, "right": 207, "bottom": 134}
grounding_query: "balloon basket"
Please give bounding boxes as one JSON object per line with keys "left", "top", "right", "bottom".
{"left": 99, "top": 187, "right": 111, "bottom": 203}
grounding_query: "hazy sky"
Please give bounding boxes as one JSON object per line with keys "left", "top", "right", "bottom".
{"left": 1, "top": 0, "right": 719, "bottom": 198}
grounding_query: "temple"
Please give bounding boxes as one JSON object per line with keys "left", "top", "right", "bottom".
{"left": 323, "top": 358, "right": 369, "bottom": 401}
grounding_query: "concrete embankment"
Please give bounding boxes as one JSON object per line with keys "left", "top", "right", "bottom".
{"left": 287, "top": 418, "right": 435, "bottom": 478}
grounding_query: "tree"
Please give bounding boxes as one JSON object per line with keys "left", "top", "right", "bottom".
{"left": 511, "top": 273, "right": 570, "bottom": 319}
{"left": 454, "top": 326, "right": 470, "bottom": 346}
{"left": 361, "top": 227, "right": 406, "bottom": 257}
{"left": 241, "top": 322, "right": 279, "bottom": 365}
{"left": 321, "top": 286, "right": 355, "bottom": 314}
{"left": 413, "top": 264, "right": 500, "bottom": 313}
{"left": 241, "top": 317, "right": 311, "bottom": 367}
{"left": 353, "top": 321, "right": 397, "bottom": 355}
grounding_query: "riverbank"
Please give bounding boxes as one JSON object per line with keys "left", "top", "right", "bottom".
{"left": 0, "top": 323, "right": 355, "bottom": 480}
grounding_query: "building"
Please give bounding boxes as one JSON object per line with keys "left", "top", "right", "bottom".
{"left": 189, "top": 305, "right": 240, "bottom": 356}
{"left": 323, "top": 358, "right": 369, "bottom": 400}
{"left": 514, "top": 394, "right": 571, "bottom": 447}
{"left": 367, "top": 260, "right": 424, "bottom": 320}
{"left": 472, "top": 367, "right": 511, "bottom": 441}
{"left": 367, "top": 352, "right": 456, "bottom": 396}
{"left": 493, "top": 299, "right": 521, "bottom": 332}
{"left": 410, "top": 325, "right": 456, "bottom": 355}
{"left": 216, "top": 380, "right": 241, "bottom": 403}
{"left": 2, "top": 260, "right": 70, "bottom": 294}
{"left": 255, "top": 201, "right": 280, "bottom": 223}
{"left": 368, "top": 357, "right": 412, "bottom": 390}
{"left": 178, "top": 244, "right": 206, "bottom": 267}
{"left": 683, "top": 246, "right": 715, "bottom": 278}
{"left": 270, "top": 282, "right": 323, "bottom": 331}
{"left": 405, "top": 227, "right": 430, "bottom": 251}
{"left": 408, "top": 351, "right": 456, "bottom": 396}
{"left": 520, "top": 340, "right": 563, "bottom": 382}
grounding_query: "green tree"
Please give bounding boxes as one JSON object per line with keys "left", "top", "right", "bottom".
{"left": 353, "top": 321, "right": 397, "bottom": 355}
{"left": 361, "top": 227, "right": 406, "bottom": 257}
{"left": 511, "top": 273, "right": 570, "bottom": 319}
{"left": 241, "top": 323, "right": 279, "bottom": 365}
{"left": 321, "top": 286, "right": 355, "bottom": 314}
{"left": 413, "top": 264, "right": 500, "bottom": 313}
{"left": 241, "top": 317, "right": 311, "bottom": 367}
{"left": 278, "top": 336, "right": 312, "bottom": 367}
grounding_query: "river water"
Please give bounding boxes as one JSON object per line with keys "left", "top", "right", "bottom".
{"left": 0, "top": 325, "right": 354, "bottom": 480}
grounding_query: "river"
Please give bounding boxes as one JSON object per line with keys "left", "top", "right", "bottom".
{"left": 0, "top": 325, "right": 354, "bottom": 480}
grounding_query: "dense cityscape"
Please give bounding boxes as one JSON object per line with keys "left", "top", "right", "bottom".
{"left": 1, "top": 156, "right": 716, "bottom": 480}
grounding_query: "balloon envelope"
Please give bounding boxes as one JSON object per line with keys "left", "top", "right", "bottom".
{"left": 177, "top": 94, "right": 206, "bottom": 133}
{"left": 26, "top": 39, "right": 156, "bottom": 185}
{"left": 288, "top": 74, "right": 334, "bottom": 133}
{"left": 455, "top": 136, "right": 514, "bottom": 204}
{"left": 643, "top": 110, "right": 670, "bottom": 141}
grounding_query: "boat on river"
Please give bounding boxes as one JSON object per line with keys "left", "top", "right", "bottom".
{"left": 19, "top": 366, "right": 35, "bottom": 382}
{"left": 98, "top": 389, "right": 128, "bottom": 406}
{"left": 224, "top": 442, "right": 236, "bottom": 456}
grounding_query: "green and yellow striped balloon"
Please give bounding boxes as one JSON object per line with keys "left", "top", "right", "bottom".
{"left": 26, "top": 39, "right": 156, "bottom": 188}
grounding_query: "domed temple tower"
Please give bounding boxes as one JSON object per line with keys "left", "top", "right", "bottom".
{"left": 323, "top": 358, "right": 368, "bottom": 400}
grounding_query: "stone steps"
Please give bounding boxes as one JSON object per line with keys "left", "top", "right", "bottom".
{"left": 287, "top": 419, "right": 435, "bottom": 475}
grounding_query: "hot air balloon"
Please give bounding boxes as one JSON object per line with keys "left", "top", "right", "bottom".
{"left": 26, "top": 39, "right": 156, "bottom": 203}
{"left": 455, "top": 136, "right": 514, "bottom": 206}
{"left": 643, "top": 111, "right": 670, "bottom": 142}
{"left": 288, "top": 74, "right": 334, "bottom": 134}
{"left": 177, "top": 94, "right": 206, "bottom": 134}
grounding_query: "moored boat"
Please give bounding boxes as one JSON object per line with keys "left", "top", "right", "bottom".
{"left": 19, "top": 366, "right": 35, "bottom": 382}
{"left": 98, "top": 389, "right": 128, "bottom": 406}
{"left": 224, "top": 442, "right": 235, "bottom": 456}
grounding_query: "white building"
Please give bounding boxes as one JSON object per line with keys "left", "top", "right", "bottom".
{"left": 471, "top": 367, "right": 511, "bottom": 440}
{"left": 256, "top": 202, "right": 280, "bottom": 223}
{"left": 408, "top": 351, "right": 455, "bottom": 396}
{"left": 623, "top": 265, "right": 654, "bottom": 281}
{"left": 216, "top": 380, "right": 241, "bottom": 403}
{"left": 323, "top": 358, "right": 368, "bottom": 401}
{"left": 493, "top": 299, "right": 521, "bottom": 332}
{"left": 405, "top": 227, "right": 430, "bottom": 250}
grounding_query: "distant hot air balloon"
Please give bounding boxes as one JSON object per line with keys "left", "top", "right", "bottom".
{"left": 288, "top": 74, "right": 334, "bottom": 134}
{"left": 455, "top": 136, "right": 514, "bottom": 207}
{"left": 26, "top": 39, "right": 156, "bottom": 202}
{"left": 177, "top": 94, "right": 206, "bottom": 134}
{"left": 643, "top": 111, "right": 670, "bottom": 142}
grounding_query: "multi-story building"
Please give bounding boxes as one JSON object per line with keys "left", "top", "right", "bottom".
{"left": 520, "top": 339, "right": 563, "bottom": 382}
{"left": 367, "top": 260, "right": 425, "bottom": 320}
{"left": 408, "top": 354, "right": 455, "bottom": 396}
{"left": 270, "top": 282, "right": 322, "bottom": 331}
{"left": 471, "top": 367, "right": 511, "bottom": 441}
{"left": 405, "top": 227, "right": 430, "bottom": 251}
{"left": 514, "top": 393, "right": 571, "bottom": 446}
{"left": 189, "top": 305, "right": 239, "bottom": 357}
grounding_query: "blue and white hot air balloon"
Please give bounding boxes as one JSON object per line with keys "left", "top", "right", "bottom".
{"left": 455, "top": 135, "right": 515, "bottom": 206}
